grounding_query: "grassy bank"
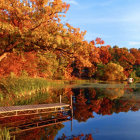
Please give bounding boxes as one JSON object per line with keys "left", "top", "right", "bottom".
{"left": 0, "top": 76, "right": 139, "bottom": 96}
{"left": 0, "top": 77, "right": 70, "bottom": 95}
{"left": 0, "top": 77, "right": 97, "bottom": 95}
{"left": 0, "top": 77, "right": 66, "bottom": 106}
{"left": 0, "top": 77, "right": 51, "bottom": 95}
{"left": 0, "top": 77, "right": 95, "bottom": 106}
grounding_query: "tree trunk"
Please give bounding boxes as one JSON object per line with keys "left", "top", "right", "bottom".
{"left": 0, "top": 53, "right": 9, "bottom": 62}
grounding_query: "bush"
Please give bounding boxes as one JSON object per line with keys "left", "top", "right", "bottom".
{"left": 104, "top": 62, "right": 126, "bottom": 81}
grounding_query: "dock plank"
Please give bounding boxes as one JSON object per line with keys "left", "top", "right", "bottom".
{"left": 0, "top": 103, "right": 70, "bottom": 113}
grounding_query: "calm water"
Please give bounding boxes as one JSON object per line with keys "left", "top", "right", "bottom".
{"left": 0, "top": 82, "right": 140, "bottom": 140}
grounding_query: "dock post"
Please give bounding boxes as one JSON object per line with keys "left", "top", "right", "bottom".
{"left": 60, "top": 95, "right": 62, "bottom": 104}
{"left": 71, "top": 94, "right": 73, "bottom": 131}
{"left": 71, "top": 95, "right": 72, "bottom": 107}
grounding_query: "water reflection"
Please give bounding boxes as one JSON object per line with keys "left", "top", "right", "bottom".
{"left": 0, "top": 112, "right": 71, "bottom": 140}
{"left": 0, "top": 83, "right": 140, "bottom": 139}
{"left": 58, "top": 133, "right": 94, "bottom": 140}
{"left": 72, "top": 84, "right": 140, "bottom": 122}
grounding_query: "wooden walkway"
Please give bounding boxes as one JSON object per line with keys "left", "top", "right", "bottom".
{"left": 0, "top": 103, "right": 70, "bottom": 118}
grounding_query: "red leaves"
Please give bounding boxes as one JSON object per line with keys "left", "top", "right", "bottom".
{"left": 90, "top": 40, "right": 95, "bottom": 45}
{"left": 95, "top": 37, "right": 101, "bottom": 44}
{"left": 110, "top": 47, "right": 136, "bottom": 77}
{"left": 95, "top": 37, "right": 105, "bottom": 45}
{"left": 89, "top": 37, "right": 105, "bottom": 46}
{"left": 130, "top": 48, "right": 140, "bottom": 65}
{"left": 99, "top": 46, "right": 112, "bottom": 64}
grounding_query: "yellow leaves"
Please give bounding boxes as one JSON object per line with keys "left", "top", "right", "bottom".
{"left": 53, "top": 44, "right": 57, "bottom": 49}
{"left": 0, "top": 0, "right": 90, "bottom": 74}
{"left": 66, "top": 23, "right": 71, "bottom": 29}
{"left": 55, "top": 35, "right": 63, "bottom": 45}
{"left": 105, "top": 63, "right": 122, "bottom": 73}
{"left": 64, "top": 37, "right": 71, "bottom": 46}
{"left": 58, "top": 18, "right": 61, "bottom": 23}
{"left": 76, "top": 55, "right": 92, "bottom": 68}
{"left": 104, "top": 62, "right": 126, "bottom": 80}
{"left": 0, "top": 21, "right": 15, "bottom": 34}
{"left": 15, "top": 7, "right": 22, "bottom": 16}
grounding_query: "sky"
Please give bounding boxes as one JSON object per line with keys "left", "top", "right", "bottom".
{"left": 63, "top": 0, "right": 140, "bottom": 49}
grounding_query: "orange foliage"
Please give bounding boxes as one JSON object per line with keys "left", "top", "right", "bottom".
{"left": 130, "top": 48, "right": 140, "bottom": 65}
{"left": 95, "top": 37, "right": 105, "bottom": 45}
{"left": 99, "top": 46, "right": 112, "bottom": 64}
{"left": 110, "top": 47, "right": 136, "bottom": 77}
{"left": 104, "top": 62, "right": 126, "bottom": 80}
{"left": 0, "top": 52, "right": 38, "bottom": 77}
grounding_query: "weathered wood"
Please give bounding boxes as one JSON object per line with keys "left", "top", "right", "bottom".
{"left": 60, "top": 95, "right": 62, "bottom": 103}
{"left": 0, "top": 103, "right": 70, "bottom": 114}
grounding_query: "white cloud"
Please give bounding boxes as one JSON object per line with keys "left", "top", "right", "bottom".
{"left": 63, "top": 0, "right": 78, "bottom": 5}
{"left": 128, "top": 41, "right": 140, "bottom": 46}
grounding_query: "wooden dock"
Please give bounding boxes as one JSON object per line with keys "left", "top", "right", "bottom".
{"left": 0, "top": 103, "right": 70, "bottom": 118}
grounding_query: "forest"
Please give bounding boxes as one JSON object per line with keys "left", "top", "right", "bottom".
{"left": 0, "top": 0, "right": 140, "bottom": 81}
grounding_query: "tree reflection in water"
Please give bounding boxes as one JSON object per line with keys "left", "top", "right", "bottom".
{"left": 0, "top": 83, "right": 140, "bottom": 139}
{"left": 71, "top": 84, "right": 140, "bottom": 122}
{"left": 58, "top": 133, "right": 94, "bottom": 140}
{"left": 0, "top": 112, "right": 70, "bottom": 140}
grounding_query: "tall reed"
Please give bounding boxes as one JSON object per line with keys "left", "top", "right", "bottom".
{"left": 0, "top": 127, "right": 15, "bottom": 140}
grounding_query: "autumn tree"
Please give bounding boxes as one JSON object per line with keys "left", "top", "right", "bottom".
{"left": 0, "top": 0, "right": 89, "bottom": 63}
{"left": 71, "top": 38, "right": 105, "bottom": 79}
{"left": 37, "top": 51, "right": 70, "bottom": 79}
{"left": 98, "top": 45, "right": 112, "bottom": 64}
{"left": 130, "top": 48, "right": 140, "bottom": 77}
{"left": 84, "top": 38, "right": 111, "bottom": 78}
{"left": 0, "top": 0, "right": 93, "bottom": 79}
{"left": 104, "top": 62, "right": 126, "bottom": 81}
{"left": 130, "top": 48, "right": 140, "bottom": 65}
{"left": 0, "top": 0, "right": 70, "bottom": 60}
{"left": 0, "top": 52, "right": 38, "bottom": 77}
{"left": 110, "top": 47, "right": 136, "bottom": 77}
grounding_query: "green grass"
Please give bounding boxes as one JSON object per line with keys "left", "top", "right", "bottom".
{"left": 0, "top": 77, "right": 69, "bottom": 106}
{"left": 0, "top": 76, "right": 70, "bottom": 96}
{"left": 0, "top": 127, "right": 15, "bottom": 140}
{"left": 0, "top": 77, "right": 50, "bottom": 94}
{"left": 0, "top": 77, "right": 57, "bottom": 105}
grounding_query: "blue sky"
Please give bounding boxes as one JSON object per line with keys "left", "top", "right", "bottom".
{"left": 63, "top": 0, "right": 140, "bottom": 49}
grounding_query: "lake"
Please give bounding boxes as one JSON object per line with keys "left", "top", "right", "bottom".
{"left": 0, "top": 82, "right": 140, "bottom": 140}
